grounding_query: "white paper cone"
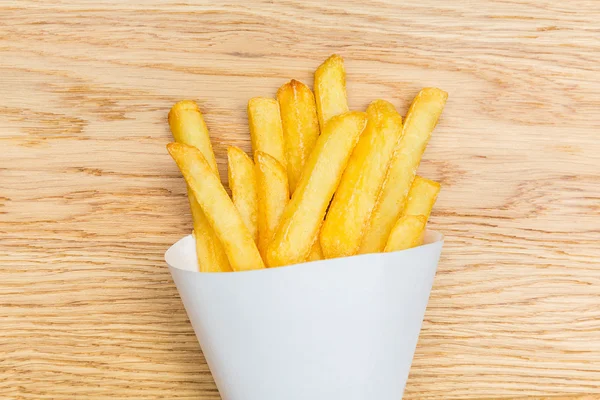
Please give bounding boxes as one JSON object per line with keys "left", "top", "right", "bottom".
{"left": 165, "top": 231, "right": 443, "bottom": 400}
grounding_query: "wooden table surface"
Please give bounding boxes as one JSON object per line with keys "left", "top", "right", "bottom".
{"left": 1, "top": 1, "right": 599, "bottom": 399}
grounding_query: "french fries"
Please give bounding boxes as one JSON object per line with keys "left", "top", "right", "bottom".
{"left": 314, "top": 54, "right": 349, "bottom": 130}
{"left": 187, "top": 205, "right": 232, "bottom": 272}
{"left": 306, "top": 225, "right": 324, "bottom": 262}
{"left": 248, "top": 97, "right": 286, "bottom": 167}
{"left": 168, "top": 101, "right": 231, "bottom": 272}
{"left": 384, "top": 215, "right": 427, "bottom": 252}
{"left": 359, "top": 88, "right": 447, "bottom": 254}
{"left": 307, "top": 238, "right": 324, "bottom": 261}
{"left": 167, "top": 143, "right": 265, "bottom": 271}
{"left": 320, "top": 100, "right": 403, "bottom": 259}
{"left": 277, "top": 80, "right": 320, "bottom": 193}
{"left": 404, "top": 176, "right": 440, "bottom": 221}
{"left": 167, "top": 55, "right": 447, "bottom": 272}
{"left": 266, "top": 112, "right": 367, "bottom": 268}
{"left": 383, "top": 177, "right": 440, "bottom": 253}
{"left": 169, "top": 100, "right": 219, "bottom": 172}
{"left": 228, "top": 146, "right": 258, "bottom": 243}
{"left": 254, "top": 151, "right": 290, "bottom": 263}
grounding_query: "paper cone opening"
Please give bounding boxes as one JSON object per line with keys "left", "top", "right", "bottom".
{"left": 165, "top": 231, "right": 443, "bottom": 400}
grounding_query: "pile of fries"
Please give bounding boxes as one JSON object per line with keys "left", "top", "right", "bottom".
{"left": 167, "top": 55, "right": 447, "bottom": 272}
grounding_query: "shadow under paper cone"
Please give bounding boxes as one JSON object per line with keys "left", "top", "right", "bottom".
{"left": 165, "top": 231, "right": 443, "bottom": 400}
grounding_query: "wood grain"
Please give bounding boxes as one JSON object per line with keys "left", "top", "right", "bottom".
{"left": 1, "top": 1, "right": 599, "bottom": 399}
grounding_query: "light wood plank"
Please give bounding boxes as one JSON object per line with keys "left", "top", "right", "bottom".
{"left": 1, "top": 1, "right": 599, "bottom": 399}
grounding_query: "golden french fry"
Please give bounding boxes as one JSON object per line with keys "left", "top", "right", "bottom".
{"left": 359, "top": 88, "right": 447, "bottom": 254}
{"left": 255, "top": 151, "right": 290, "bottom": 263}
{"left": 404, "top": 176, "right": 440, "bottom": 220}
{"left": 168, "top": 101, "right": 230, "bottom": 272}
{"left": 167, "top": 143, "right": 265, "bottom": 271}
{"left": 384, "top": 215, "right": 427, "bottom": 252}
{"left": 314, "top": 54, "right": 349, "bottom": 130}
{"left": 266, "top": 112, "right": 367, "bottom": 267}
{"left": 228, "top": 146, "right": 258, "bottom": 243}
{"left": 320, "top": 100, "right": 403, "bottom": 259}
{"left": 307, "top": 233, "right": 324, "bottom": 262}
{"left": 188, "top": 202, "right": 231, "bottom": 272}
{"left": 248, "top": 97, "right": 286, "bottom": 167}
{"left": 169, "top": 100, "right": 219, "bottom": 173}
{"left": 277, "top": 79, "right": 320, "bottom": 193}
